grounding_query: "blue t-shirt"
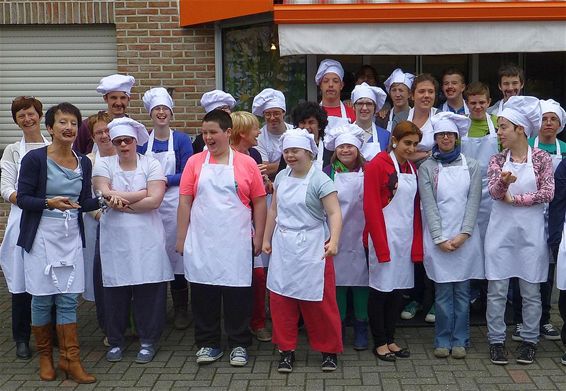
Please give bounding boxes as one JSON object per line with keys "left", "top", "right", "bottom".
{"left": 137, "top": 130, "right": 193, "bottom": 186}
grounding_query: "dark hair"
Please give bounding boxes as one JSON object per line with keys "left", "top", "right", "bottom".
{"left": 389, "top": 121, "right": 422, "bottom": 151}
{"left": 45, "top": 103, "right": 82, "bottom": 129}
{"left": 412, "top": 73, "right": 439, "bottom": 95}
{"left": 292, "top": 101, "right": 329, "bottom": 140}
{"left": 203, "top": 108, "right": 232, "bottom": 131}
{"left": 355, "top": 65, "right": 379, "bottom": 86}
{"left": 442, "top": 68, "right": 466, "bottom": 84}
{"left": 87, "top": 111, "right": 112, "bottom": 137}
{"left": 498, "top": 64, "right": 524, "bottom": 85}
{"left": 464, "top": 81, "right": 491, "bottom": 101}
{"left": 11, "top": 96, "right": 43, "bottom": 123}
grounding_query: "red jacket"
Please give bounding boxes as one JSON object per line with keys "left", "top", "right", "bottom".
{"left": 363, "top": 151, "right": 423, "bottom": 263}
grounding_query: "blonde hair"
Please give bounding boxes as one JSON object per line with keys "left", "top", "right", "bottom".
{"left": 230, "top": 111, "right": 260, "bottom": 145}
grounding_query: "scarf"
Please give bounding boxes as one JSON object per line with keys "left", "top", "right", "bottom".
{"left": 330, "top": 160, "right": 350, "bottom": 180}
{"left": 432, "top": 144, "right": 461, "bottom": 164}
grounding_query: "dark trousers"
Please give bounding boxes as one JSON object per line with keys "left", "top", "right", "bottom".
{"left": 559, "top": 290, "right": 566, "bottom": 344}
{"left": 12, "top": 292, "right": 32, "bottom": 343}
{"left": 512, "top": 263, "right": 555, "bottom": 326}
{"left": 171, "top": 274, "right": 188, "bottom": 291}
{"left": 409, "top": 263, "right": 435, "bottom": 312}
{"left": 368, "top": 288, "right": 403, "bottom": 347}
{"left": 92, "top": 226, "right": 105, "bottom": 332}
{"left": 104, "top": 281, "right": 167, "bottom": 346}
{"left": 190, "top": 282, "right": 253, "bottom": 349}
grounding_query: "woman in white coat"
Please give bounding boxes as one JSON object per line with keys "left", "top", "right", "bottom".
{"left": 323, "top": 124, "right": 368, "bottom": 350}
{"left": 418, "top": 112, "right": 483, "bottom": 359}
{"left": 17, "top": 103, "right": 98, "bottom": 383}
{"left": 0, "top": 96, "right": 49, "bottom": 360}
{"left": 140, "top": 87, "right": 193, "bottom": 330}
{"left": 484, "top": 96, "right": 554, "bottom": 366}
{"left": 263, "top": 128, "right": 343, "bottom": 373}
{"left": 93, "top": 117, "right": 172, "bottom": 364}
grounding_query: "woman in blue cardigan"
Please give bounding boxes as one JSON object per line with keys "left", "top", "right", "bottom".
{"left": 17, "top": 103, "right": 100, "bottom": 384}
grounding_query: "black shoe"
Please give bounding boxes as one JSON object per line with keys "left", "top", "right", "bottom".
{"left": 321, "top": 353, "right": 338, "bottom": 372}
{"left": 15, "top": 342, "right": 31, "bottom": 360}
{"left": 278, "top": 351, "right": 295, "bottom": 373}
{"left": 373, "top": 347, "right": 396, "bottom": 362}
{"left": 516, "top": 341, "right": 536, "bottom": 365}
{"left": 392, "top": 348, "right": 410, "bottom": 358}
{"left": 489, "top": 343, "right": 508, "bottom": 365}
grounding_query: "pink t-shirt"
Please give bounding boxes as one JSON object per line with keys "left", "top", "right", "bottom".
{"left": 179, "top": 149, "right": 266, "bottom": 208}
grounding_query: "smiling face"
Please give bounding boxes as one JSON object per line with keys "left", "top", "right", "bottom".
{"left": 242, "top": 123, "right": 261, "bottom": 147}
{"left": 354, "top": 98, "right": 376, "bottom": 122}
{"left": 150, "top": 105, "right": 172, "bottom": 128}
{"left": 47, "top": 110, "right": 79, "bottom": 145}
{"left": 320, "top": 73, "right": 344, "bottom": 103}
{"left": 392, "top": 133, "right": 420, "bottom": 163}
{"left": 434, "top": 132, "right": 457, "bottom": 153}
{"left": 92, "top": 120, "right": 114, "bottom": 155}
{"left": 336, "top": 143, "right": 359, "bottom": 167}
{"left": 540, "top": 112, "right": 561, "bottom": 139}
{"left": 298, "top": 116, "right": 320, "bottom": 142}
{"left": 283, "top": 147, "right": 311, "bottom": 171}
{"left": 466, "top": 93, "right": 491, "bottom": 120}
{"left": 413, "top": 80, "right": 436, "bottom": 110}
{"left": 202, "top": 120, "right": 231, "bottom": 157}
{"left": 442, "top": 74, "right": 465, "bottom": 101}
{"left": 104, "top": 91, "right": 130, "bottom": 117}
{"left": 498, "top": 75, "right": 523, "bottom": 102}
{"left": 15, "top": 106, "right": 42, "bottom": 135}
{"left": 263, "top": 108, "right": 285, "bottom": 134}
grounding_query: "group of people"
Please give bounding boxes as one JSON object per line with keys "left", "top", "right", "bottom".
{"left": 2, "top": 58, "right": 566, "bottom": 383}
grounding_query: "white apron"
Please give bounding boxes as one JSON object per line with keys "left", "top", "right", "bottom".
{"left": 441, "top": 101, "right": 470, "bottom": 116}
{"left": 333, "top": 170, "right": 368, "bottom": 286}
{"left": 408, "top": 107, "right": 437, "bottom": 151}
{"left": 24, "top": 214, "right": 85, "bottom": 295}
{"left": 534, "top": 137, "right": 562, "bottom": 172}
{"left": 313, "top": 139, "right": 325, "bottom": 171}
{"left": 423, "top": 155, "right": 484, "bottom": 283}
{"left": 324, "top": 101, "right": 351, "bottom": 132}
{"left": 484, "top": 147, "right": 549, "bottom": 282}
{"left": 368, "top": 152, "right": 417, "bottom": 292}
{"left": 258, "top": 122, "right": 293, "bottom": 163}
{"left": 99, "top": 155, "right": 173, "bottom": 287}
{"left": 145, "top": 130, "right": 184, "bottom": 274}
{"left": 0, "top": 136, "right": 49, "bottom": 293}
{"left": 386, "top": 109, "right": 395, "bottom": 132}
{"left": 184, "top": 149, "right": 252, "bottom": 287}
{"left": 461, "top": 114, "right": 498, "bottom": 242}
{"left": 267, "top": 165, "right": 326, "bottom": 301}
{"left": 361, "top": 123, "right": 381, "bottom": 161}
{"left": 556, "top": 218, "right": 566, "bottom": 290}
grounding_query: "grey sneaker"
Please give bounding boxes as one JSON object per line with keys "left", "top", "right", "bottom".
{"left": 451, "top": 346, "right": 466, "bottom": 359}
{"left": 196, "top": 347, "right": 223, "bottom": 364}
{"left": 136, "top": 344, "right": 156, "bottom": 364}
{"left": 511, "top": 323, "right": 523, "bottom": 342}
{"left": 434, "top": 348, "right": 450, "bottom": 358}
{"left": 229, "top": 346, "right": 248, "bottom": 367}
{"left": 106, "top": 346, "right": 123, "bottom": 362}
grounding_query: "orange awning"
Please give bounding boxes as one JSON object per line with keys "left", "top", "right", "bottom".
{"left": 179, "top": 0, "right": 273, "bottom": 26}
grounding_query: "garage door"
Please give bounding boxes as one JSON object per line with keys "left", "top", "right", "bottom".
{"left": 0, "top": 25, "right": 117, "bottom": 150}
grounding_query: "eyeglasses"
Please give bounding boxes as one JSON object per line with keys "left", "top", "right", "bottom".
{"left": 112, "top": 137, "right": 135, "bottom": 146}
{"left": 354, "top": 101, "right": 375, "bottom": 109}
{"left": 436, "top": 132, "right": 456, "bottom": 138}
{"left": 264, "top": 111, "right": 283, "bottom": 119}
{"left": 94, "top": 128, "right": 110, "bottom": 136}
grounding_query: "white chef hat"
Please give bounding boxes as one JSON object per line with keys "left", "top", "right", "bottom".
{"left": 499, "top": 96, "right": 542, "bottom": 138}
{"left": 540, "top": 99, "right": 566, "bottom": 133}
{"left": 96, "top": 74, "right": 135, "bottom": 96}
{"left": 251, "top": 88, "right": 286, "bottom": 116}
{"left": 384, "top": 68, "right": 415, "bottom": 93}
{"left": 200, "top": 90, "right": 236, "bottom": 113}
{"left": 351, "top": 83, "right": 387, "bottom": 112}
{"left": 142, "top": 87, "right": 174, "bottom": 114}
{"left": 315, "top": 59, "right": 344, "bottom": 85}
{"left": 324, "top": 123, "right": 365, "bottom": 151}
{"left": 108, "top": 117, "right": 149, "bottom": 145}
{"left": 281, "top": 128, "right": 318, "bottom": 156}
{"left": 430, "top": 112, "right": 471, "bottom": 139}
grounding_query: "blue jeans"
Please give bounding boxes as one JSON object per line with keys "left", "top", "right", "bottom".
{"left": 31, "top": 293, "right": 78, "bottom": 326}
{"left": 434, "top": 281, "right": 470, "bottom": 349}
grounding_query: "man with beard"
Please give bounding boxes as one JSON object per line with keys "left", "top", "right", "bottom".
{"left": 487, "top": 64, "right": 524, "bottom": 116}
{"left": 73, "top": 74, "right": 135, "bottom": 154}
{"left": 439, "top": 69, "right": 469, "bottom": 116}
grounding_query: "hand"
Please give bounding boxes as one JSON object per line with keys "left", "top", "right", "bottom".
{"left": 449, "top": 233, "right": 470, "bottom": 249}
{"left": 48, "top": 196, "right": 80, "bottom": 211}
{"left": 257, "top": 164, "right": 268, "bottom": 176}
{"left": 324, "top": 240, "right": 338, "bottom": 258}
{"left": 500, "top": 171, "right": 517, "bottom": 185}
{"left": 438, "top": 240, "right": 456, "bottom": 253}
{"left": 107, "top": 195, "right": 130, "bottom": 211}
{"left": 94, "top": 209, "right": 103, "bottom": 222}
{"left": 377, "top": 108, "right": 389, "bottom": 120}
{"left": 343, "top": 99, "right": 353, "bottom": 108}
{"left": 262, "top": 241, "right": 272, "bottom": 255}
{"left": 264, "top": 177, "right": 273, "bottom": 194}
{"left": 253, "top": 236, "right": 262, "bottom": 257}
{"left": 175, "top": 239, "right": 184, "bottom": 255}
{"left": 503, "top": 191, "right": 515, "bottom": 204}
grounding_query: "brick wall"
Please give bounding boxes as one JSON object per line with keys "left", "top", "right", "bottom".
{"left": 0, "top": 0, "right": 217, "bottom": 242}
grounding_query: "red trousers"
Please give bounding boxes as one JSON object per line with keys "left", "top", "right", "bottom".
{"left": 270, "top": 257, "right": 343, "bottom": 353}
{"left": 250, "top": 267, "right": 267, "bottom": 331}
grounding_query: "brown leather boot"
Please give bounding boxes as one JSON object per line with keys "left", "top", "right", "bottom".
{"left": 32, "top": 324, "right": 56, "bottom": 381}
{"left": 56, "top": 323, "right": 96, "bottom": 384}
